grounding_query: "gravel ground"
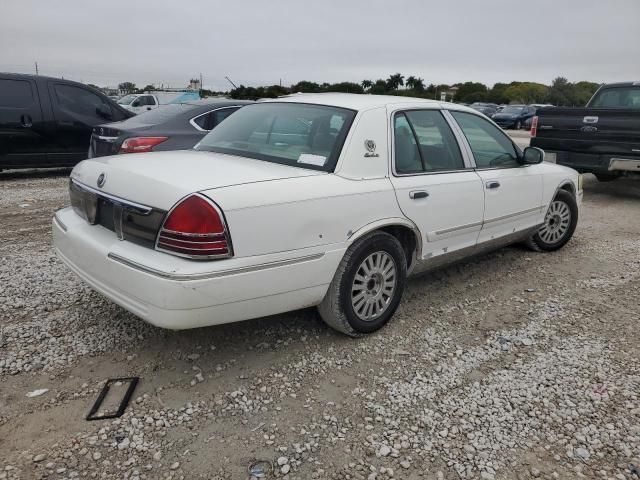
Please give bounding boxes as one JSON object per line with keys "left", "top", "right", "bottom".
{"left": 1, "top": 153, "right": 640, "bottom": 480}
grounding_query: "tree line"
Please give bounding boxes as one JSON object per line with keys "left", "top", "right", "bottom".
{"left": 112, "top": 75, "right": 601, "bottom": 107}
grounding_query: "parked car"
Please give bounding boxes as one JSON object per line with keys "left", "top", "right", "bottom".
{"left": 491, "top": 105, "right": 536, "bottom": 129}
{"left": 0, "top": 73, "right": 133, "bottom": 170}
{"left": 531, "top": 82, "right": 640, "bottom": 181}
{"left": 88, "top": 99, "right": 253, "bottom": 158}
{"left": 53, "top": 94, "right": 581, "bottom": 336}
{"left": 116, "top": 91, "right": 200, "bottom": 115}
{"left": 470, "top": 103, "right": 498, "bottom": 117}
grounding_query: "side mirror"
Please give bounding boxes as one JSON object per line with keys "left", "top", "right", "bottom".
{"left": 521, "top": 146, "right": 544, "bottom": 165}
{"left": 96, "top": 104, "right": 112, "bottom": 120}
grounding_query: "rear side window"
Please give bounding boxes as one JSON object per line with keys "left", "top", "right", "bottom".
{"left": 451, "top": 111, "right": 519, "bottom": 168}
{"left": 393, "top": 110, "right": 465, "bottom": 174}
{"left": 54, "top": 84, "right": 110, "bottom": 118}
{"left": 192, "top": 107, "right": 239, "bottom": 131}
{"left": 0, "top": 79, "right": 34, "bottom": 108}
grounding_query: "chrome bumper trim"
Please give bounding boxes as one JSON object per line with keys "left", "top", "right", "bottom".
{"left": 71, "top": 178, "right": 153, "bottom": 215}
{"left": 107, "top": 252, "right": 325, "bottom": 281}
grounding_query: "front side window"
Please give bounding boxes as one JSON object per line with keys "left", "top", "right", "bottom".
{"left": 0, "top": 79, "right": 34, "bottom": 108}
{"left": 451, "top": 111, "right": 519, "bottom": 168}
{"left": 195, "top": 103, "right": 355, "bottom": 171}
{"left": 54, "top": 84, "right": 110, "bottom": 118}
{"left": 393, "top": 110, "right": 465, "bottom": 174}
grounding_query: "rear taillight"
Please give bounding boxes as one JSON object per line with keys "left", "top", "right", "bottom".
{"left": 156, "top": 194, "right": 232, "bottom": 259}
{"left": 530, "top": 116, "right": 538, "bottom": 137}
{"left": 120, "top": 136, "right": 168, "bottom": 153}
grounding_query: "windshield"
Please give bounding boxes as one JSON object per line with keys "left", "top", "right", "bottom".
{"left": 589, "top": 87, "right": 640, "bottom": 108}
{"left": 501, "top": 106, "right": 524, "bottom": 114}
{"left": 117, "top": 94, "right": 137, "bottom": 105}
{"left": 195, "top": 103, "right": 356, "bottom": 172}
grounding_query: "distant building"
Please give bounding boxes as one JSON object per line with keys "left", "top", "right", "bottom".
{"left": 188, "top": 78, "right": 201, "bottom": 91}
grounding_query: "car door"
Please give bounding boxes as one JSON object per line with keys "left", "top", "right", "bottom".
{"left": 48, "top": 81, "right": 115, "bottom": 163}
{"left": 389, "top": 108, "right": 485, "bottom": 259}
{"left": 450, "top": 110, "right": 544, "bottom": 244}
{"left": 0, "top": 76, "right": 48, "bottom": 167}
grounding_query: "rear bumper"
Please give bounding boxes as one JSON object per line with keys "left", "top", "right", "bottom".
{"left": 53, "top": 207, "right": 343, "bottom": 329}
{"left": 539, "top": 150, "right": 640, "bottom": 175}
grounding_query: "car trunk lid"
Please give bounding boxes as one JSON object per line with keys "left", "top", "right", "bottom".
{"left": 70, "top": 150, "right": 323, "bottom": 211}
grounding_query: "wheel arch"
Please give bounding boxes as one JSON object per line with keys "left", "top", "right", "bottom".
{"left": 347, "top": 218, "right": 422, "bottom": 271}
{"left": 555, "top": 180, "right": 577, "bottom": 198}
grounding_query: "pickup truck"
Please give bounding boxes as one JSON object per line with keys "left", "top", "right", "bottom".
{"left": 530, "top": 82, "right": 640, "bottom": 181}
{"left": 0, "top": 73, "right": 133, "bottom": 170}
{"left": 116, "top": 91, "right": 200, "bottom": 115}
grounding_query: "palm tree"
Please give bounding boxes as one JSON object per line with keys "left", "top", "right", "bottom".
{"left": 361, "top": 79, "right": 373, "bottom": 91}
{"left": 385, "top": 73, "right": 405, "bottom": 91}
{"left": 406, "top": 76, "right": 425, "bottom": 92}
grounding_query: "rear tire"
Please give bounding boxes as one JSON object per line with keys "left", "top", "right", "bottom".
{"left": 526, "top": 190, "right": 578, "bottom": 252}
{"left": 318, "top": 231, "right": 407, "bottom": 336}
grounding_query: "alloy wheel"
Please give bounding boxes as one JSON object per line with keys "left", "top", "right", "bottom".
{"left": 351, "top": 251, "right": 397, "bottom": 321}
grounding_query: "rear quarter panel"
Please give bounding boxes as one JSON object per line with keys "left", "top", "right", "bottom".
{"left": 202, "top": 175, "right": 403, "bottom": 258}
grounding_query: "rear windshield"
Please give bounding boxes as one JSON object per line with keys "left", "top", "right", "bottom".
{"left": 195, "top": 103, "right": 356, "bottom": 172}
{"left": 589, "top": 87, "right": 640, "bottom": 109}
{"left": 118, "top": 104, "right": 197, "bottom": 126}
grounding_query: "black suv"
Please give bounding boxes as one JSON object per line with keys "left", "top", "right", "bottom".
{"left": 0, "top": 73, "right": 133, "bottom": 170}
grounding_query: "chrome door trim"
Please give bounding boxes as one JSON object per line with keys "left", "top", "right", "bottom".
{"left": 483, "top": 205, "right": 543, "bottom": 225}
{"left": 107, "top": 252, "right": 325, "bottom": 281}
{"left": 435, "top": 220, "right": 484, "bottom": 236}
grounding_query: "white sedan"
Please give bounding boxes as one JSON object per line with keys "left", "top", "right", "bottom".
{"left": 53, "top": 94, "right": 582, "bottom": 336}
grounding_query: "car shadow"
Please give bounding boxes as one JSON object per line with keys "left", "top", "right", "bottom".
{"left": 0, "top": 167, "right": 72, "bottom": 181}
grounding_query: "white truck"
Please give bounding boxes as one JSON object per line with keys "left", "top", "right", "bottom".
{"left": 116, "top": 91, "right": 200, "bottom": 115}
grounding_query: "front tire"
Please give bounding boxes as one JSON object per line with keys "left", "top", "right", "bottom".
{"left": 318, "top": 231, "right": 407, "bottom": 336}
{"left": 526, "top": 190, "right": 578, "bottom": 252}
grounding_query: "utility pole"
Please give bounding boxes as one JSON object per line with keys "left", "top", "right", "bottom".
{"left": 35, "top": 62, "right": 38, "bottom": 75}
{"left": 225, "top": 76, "right": 238, "bottom": 89}
{"left": 200, "top": 72, "right": 203, "bottom": 94}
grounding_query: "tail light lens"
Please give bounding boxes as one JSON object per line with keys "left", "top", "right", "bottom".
{"left": 120, "top": 136, "right": 168, "bottom": 153}
{"left": 530, "top": 116, "right": 538, "bottom": 137}
{"left": 156, "top": 194, "right": 232, "bottom": 259}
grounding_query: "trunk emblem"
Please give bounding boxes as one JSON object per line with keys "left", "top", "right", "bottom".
{"left": 97, "top": 173, "right": 106, "bottom": 188}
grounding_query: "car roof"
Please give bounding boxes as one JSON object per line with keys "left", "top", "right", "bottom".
{"left": 597, "top": 81, "right": 640, "bottom": 88}
{"left": 183, "top": 98, "right": 254, "bottom": 107}
{"left": 266, "top": 92, "right": 475, "bottom": 113}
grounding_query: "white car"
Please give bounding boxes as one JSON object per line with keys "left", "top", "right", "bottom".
{"left": 53, "top": 94, "right": 582, "bottom": 336}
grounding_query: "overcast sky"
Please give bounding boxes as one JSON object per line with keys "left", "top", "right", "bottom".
{"left": 1, "top": 0, "right": 639, "bottom": 91}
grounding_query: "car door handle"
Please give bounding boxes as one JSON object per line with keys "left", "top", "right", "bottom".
{"left": 485, "top": 181, "right": 501, "bottom": 189}
{"left": 409, "top": 190, "right": 429, "bottom": 199}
